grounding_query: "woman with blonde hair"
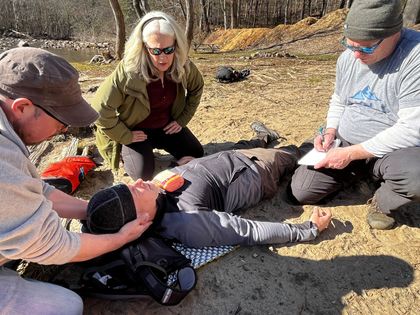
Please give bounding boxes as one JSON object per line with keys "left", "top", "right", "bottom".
{"left": 92, "top": 11, "right": 204, "bottom": 180}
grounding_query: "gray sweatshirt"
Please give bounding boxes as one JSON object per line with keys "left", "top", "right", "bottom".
{"left": 0, "top": 108, "right": 80, "bottom": 266}
{"left": 155, "top": 151, "right": 319, "bottom": 247}
{"left": 327, "top": 28, "right": 420, "bottom": 157}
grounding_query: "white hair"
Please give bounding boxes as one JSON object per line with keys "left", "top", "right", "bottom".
{"left": 124, "top": 11, "right": 189, "bottom": 84}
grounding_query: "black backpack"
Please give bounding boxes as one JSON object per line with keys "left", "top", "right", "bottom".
{"left": 66, "top": 235, "right": 196, "bottom": 305}
{"left": 215, "top": 66, "right": 250, "bottom": 83}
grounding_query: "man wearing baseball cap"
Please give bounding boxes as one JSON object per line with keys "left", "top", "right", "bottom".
{"left": 0, "top": 47, "right": 151, "bottom": 314}
{"left": 290, "top": 0, "right": 420, "bottom": 230}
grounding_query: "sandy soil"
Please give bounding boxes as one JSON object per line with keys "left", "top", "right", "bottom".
{"left": 28, "top": 48, "right": 420, "bottom": 314}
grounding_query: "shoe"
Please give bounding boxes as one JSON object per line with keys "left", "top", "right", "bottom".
{"left": 250, "top": 121, "right": 282, "bottom": 143}
{"left": 366, "top": 195, "right": 395, "bottom": 230}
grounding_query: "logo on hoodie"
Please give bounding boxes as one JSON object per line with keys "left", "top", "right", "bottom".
{"left": 349, "top": 86, "right": 388, "bottom": 113}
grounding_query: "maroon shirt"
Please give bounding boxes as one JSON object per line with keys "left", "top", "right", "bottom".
{"left": 137, "top": 77, "right": 177, "bottom": 129}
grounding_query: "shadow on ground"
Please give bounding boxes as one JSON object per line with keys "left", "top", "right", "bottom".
{"left": 83, "top": 253, "right": 413, "bottom": 315}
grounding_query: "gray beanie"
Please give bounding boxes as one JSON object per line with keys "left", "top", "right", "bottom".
{"left": 86, "top": 184, "right": 137, "bottom": 234}
{"left": 344, "top": 0, "right": 403, "bottom": 40}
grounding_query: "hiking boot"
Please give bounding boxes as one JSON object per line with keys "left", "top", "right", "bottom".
{"left": 366, "top": 195, "right": 395, "bottom": 230}
{"left": 250, "top": 121, "right": 283, "bottom": 144}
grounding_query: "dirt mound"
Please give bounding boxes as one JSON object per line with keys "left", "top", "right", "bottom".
{"left": 204, "top": 27, "right": 271, "bottom": 51}
{"left": 204, "top": 9, "right": 348, "bottom": 52}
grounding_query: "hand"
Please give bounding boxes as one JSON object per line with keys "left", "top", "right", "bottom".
{"left": 314, "top": 129, "right": 336, "bottom": 152}
{"left": 132, "top": 130, "right": 148, "bottom": 142}
{"left": 118, "top": 218, "right": 152, "bottom": 243}
{"left": 164, "top": 121, "right": 182, "bottom": 134}
{"left": 177, "top": 156, "right": 195, "bottom": 166}
{"left": 314, "top": 133, "right": 335, "bottom": 152}
{"left": 314, "top": 147, "right": 352, "bottom": 169}
{"left": 310, "top": 207, "right": 332, "bottom": 232}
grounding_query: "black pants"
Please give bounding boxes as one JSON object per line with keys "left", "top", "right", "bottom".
{"left": 121, "top": 127, "right": 203, "bottom": 180}
{"left": 290, "top": 138, "right": 420, "bottom": 213}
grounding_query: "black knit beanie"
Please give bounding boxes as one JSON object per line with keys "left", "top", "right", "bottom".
{"left": 86, "top": 184, "right": 137, "bottom": 234}
{"left": 344, "top": 0, "right": 403, "bottom": 40}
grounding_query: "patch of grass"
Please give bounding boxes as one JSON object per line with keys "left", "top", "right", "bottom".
{"left": 71, "top": 62, "right": 116, "bottom": 77}
{"left": 309, "top": 76, "right": 324, "bottom": 84}
{"left": 297, "top": 53, "right": 339, "bottom": 61}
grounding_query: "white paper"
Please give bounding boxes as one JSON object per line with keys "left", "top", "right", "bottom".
{"left": 298, "top": 139, "right": 341, "bottom": 166}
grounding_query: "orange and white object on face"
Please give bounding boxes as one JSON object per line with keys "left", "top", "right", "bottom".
{"left": 152, "top": 169, "right": 184, "bottom": 192}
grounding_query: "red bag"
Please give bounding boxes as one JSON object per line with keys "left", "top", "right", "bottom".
{"left": 41, "top": 156, "right": 96, "bottom": 194}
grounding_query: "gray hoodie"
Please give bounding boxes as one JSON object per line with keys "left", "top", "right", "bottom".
{"left": 0, "top": 108, "right": 80, "bottom": 266}
{"left": 327, "top": 28, "right": 420, "bottom": 156}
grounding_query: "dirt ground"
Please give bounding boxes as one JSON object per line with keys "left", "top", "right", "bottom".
{"left": 28, "top": 44, "right": 420, "bottom": 314}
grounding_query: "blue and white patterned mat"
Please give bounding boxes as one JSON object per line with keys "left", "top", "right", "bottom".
{"left": 168, "top": 243, "right": 237, "bottom": 285}
{"left": 172, "top": 243, "right": 237, "bottom": 269}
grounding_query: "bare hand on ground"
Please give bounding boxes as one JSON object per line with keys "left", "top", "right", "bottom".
{"left": 164, "top": 121, "right": 182, "bottom": 134}
{"left": 132, "top": 130, "right": 148, "bottom": 142}
{"left": 310, "top": 207, "right": 332, "bottom": 232}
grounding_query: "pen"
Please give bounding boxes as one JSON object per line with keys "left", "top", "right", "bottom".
{"left": 318, "top": 126, "right": 325, "bottom": 143}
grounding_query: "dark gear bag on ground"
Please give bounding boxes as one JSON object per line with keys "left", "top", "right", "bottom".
{"left": 74, "top": 235, "right": 197, "bottom": 305}
{"left": 68, "top": 184, "right": 196, "bottom": 305}
{"left": 215, "top": 66, "right": 250, "bottom": 83}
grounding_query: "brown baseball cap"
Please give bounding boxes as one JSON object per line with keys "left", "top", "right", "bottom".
{"left": 0, "top": 47, "right": 98, "bottom": 127}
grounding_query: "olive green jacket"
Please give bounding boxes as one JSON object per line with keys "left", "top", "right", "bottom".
{"left": 92, "top": 60, "right": 204, "bottom": 170}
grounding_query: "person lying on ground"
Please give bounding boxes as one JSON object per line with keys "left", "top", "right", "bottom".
{"left": 87, "top": 122, "right": 332, "bottom": 247}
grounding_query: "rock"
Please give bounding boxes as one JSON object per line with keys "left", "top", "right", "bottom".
{"left": 89, "top": 54, "right": 105, "bottom": 64}
{"left": 17, "top": 40, "right": 29, "bottom": 47}
{"left": 87, "top": 85, "right": 99, "bottom": 93}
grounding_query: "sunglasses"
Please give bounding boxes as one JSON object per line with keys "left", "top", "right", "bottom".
{"left": 340, "top": 37, "right": 383, "bottom": 55}
{"left": 145, "top": 45, "right": 176, "bottom": 56}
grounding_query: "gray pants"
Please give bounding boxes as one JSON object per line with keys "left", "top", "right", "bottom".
{"left": 234, "top": 139, "right": 305, "bottom": 199}
{"left": 290, "top": 139, "right": 420, "bottom": 213}
{"left": 0, "top": 267, "right": 83, "bottom": 315}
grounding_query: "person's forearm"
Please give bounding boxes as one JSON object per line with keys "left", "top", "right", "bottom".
{"left": 326, "top": 93, "right": 345, "bottom": 130}
{"left": 47, "top": 188, "right": 88, "bottom": 219}
{"left": 69, "top": 232, "right": 126, "bottom": 262}
{"left": 346, "top": 144, "right": 375, "bottom": 160}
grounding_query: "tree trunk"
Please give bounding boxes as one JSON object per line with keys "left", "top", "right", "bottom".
{"left": 220, "top": 0, "right": 227, "bottom": 30}
{"left": 200, "top": 0, "right": 211, "bottom": 33}
{"left": 404, "top": 0, "right": 420, "bottom": 25}
{"left": 266, "top": 0, "right": 269, "bottom": 26}
{"left": 244, "top": 0, "right": 253, "bottom": 27}
{"left": 321, "top": 0, "right": 329, "bottom": 17}
{"left": 12, "top": 0, "right": 20, "bottom": 31}
{"left": 285, "top": 0, "right": 290, "bottom": 24}
{"left": 237, "top": 0, "right": 241, "bottom": 27}
{"left": 200, "top": 0, "right": 210, "bottom": 35}
{"left": 178, "top": 0, "right": 186, "bottom": 20}
{"left": 230, "top": 0, "right": 238, "bottom": 28}
{"left": 132, "top": 0, "right": 149, "bottom": 19}
{"left": 132, "top": 0, "right": 142, "bottom": 19}
{"left": 185, "top": 0, "right": 194, "bottom": 49}
{"left": 109, "top": 0, "right": 126, "bottom": 60}
{"left": 140, "top": 0, "right": 150, "bottom": 13}
{"left": 301, "top": 0, "right": 306, "bottom": 20}
{"left": 252, "top": 0, "right": 259, "bottom": 27}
